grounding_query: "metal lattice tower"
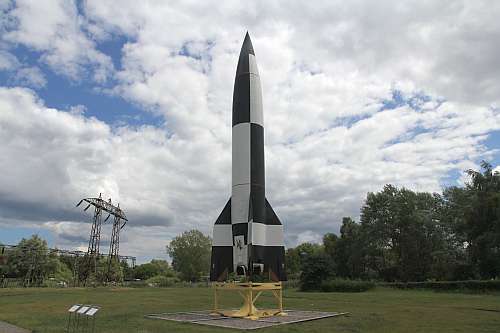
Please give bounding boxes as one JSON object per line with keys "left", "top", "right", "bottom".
{"left": 77, "top": 194, "right": 128, "bottom": 284}
{"left": 108, "top": 216, "right": 121, "bottom": 259}
{"left": 87, "top": 203, "right": 103, "bottom": 274}
{"left": 107, "top": 203, "right": 127, "bottom": 280}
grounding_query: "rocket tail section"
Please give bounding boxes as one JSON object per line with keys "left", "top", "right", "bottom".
{"left": 210, "top": 197, "right": 287, "bottom": 282}
{"left": 251, "top": 198, "right": 287, "bottom": 281}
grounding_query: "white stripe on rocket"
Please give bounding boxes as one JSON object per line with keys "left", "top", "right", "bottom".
{"left": 232, "top": 123, "right": 251, "bottom": 186}
{"left": 231, "top": 185, "right": 250, "bottom": 224}
{"left": 251, "top": 223, "right": 284, "bottom": 246}
{"left": 212, "top": 225, "right": 233, "bottom": 246}
{"left": 249, "top": 75, "right": 263, "bottom": 126}
{"left": 248, "top": 54, "right": 259, "bottom": 75}
{"left": 248, "top": 54, "right": 263, "bottom": 126}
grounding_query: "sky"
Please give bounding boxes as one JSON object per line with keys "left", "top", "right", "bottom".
{"left": 0, "top": 0, "right": 499, "bottom": 263}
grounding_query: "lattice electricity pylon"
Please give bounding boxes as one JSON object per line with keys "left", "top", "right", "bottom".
{"left": 77, "top": 194, "right": 128, "bottom": 284}
{"left": 106, "top": 203, "right": 127, "bottom": 281}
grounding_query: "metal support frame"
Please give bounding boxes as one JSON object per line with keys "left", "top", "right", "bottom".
{"left": 212, "top": 282, "right": 286, "bottom": 320}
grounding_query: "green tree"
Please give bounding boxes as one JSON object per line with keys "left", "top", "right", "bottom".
{"left": 0, "top": 244, "right": 9, "bottom": 280}
{"left": 121, "top": 261, "right": 136, "bottom": 281}
{"left": 323, "top": 233, "right": 338, "bottom": 259}
{"left": 133, "top": 259, "right": 175, "bottom": 280}
{"left": 334, "top": 217, "right": 366, "bottom": 279}
{"left": 434, "top": 187, "right": 471, "bottom": 280}
{"left": 295, "top": 242, "right": 323, "bottom": 257}
{"left": 462, "top": 162, "right": 500, "bottom": 278}
{"left": 285, "top": 242, "right": 324, "bottom": 279}
{"left": 105, "top": 259, "right": 125, "bottom": 283}
{"left": 50, "top": 255, "right": 73, "bottom": 284}
{"left": 299, "top": 252, "right": 335, "bottom": 291}
{"left": 150, "top": 259, "right": 175, "bottom": 276}
{"left": 285, "top": 247, "right": 301, "bottom": 279}
{"left": 7, "top": 235, "right": 52, "bottom": 286}
{"left": 167, "top": 230, "right": 211, "bottom": 282}
{"left": 361, "top": 185, "right": 448, "bottom": 281}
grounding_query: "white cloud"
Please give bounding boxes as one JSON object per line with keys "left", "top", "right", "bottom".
{"left": 84, "top": 0, "right": 500, "bottom": 107}
{"left": 0, "top": 87, "right": 230, "bottom": 257}
{"left": 3, "top": 0, "right": 113, "bottom": 82}
{"left": 0, "top": 50, "right": 19, "bottom": 70}
{"left": 1, "top": 83, "right": 499, "bottom": 257}
{"left": 0, "top": 49, "right": 46, "bottom": 89}
{"left": 12, "top": 66, "right": 46, "bottom": 88}
{"left": 296, "top": 230, "right": 323, "bottom": 245}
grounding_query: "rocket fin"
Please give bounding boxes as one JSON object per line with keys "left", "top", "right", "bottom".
{"left": 265, "top": 198, "right": 282, "bottom": 225}
{"left": 215, "top": 199, "right": 231, "bottom": 224}
{"left": 210, "top": 198, "right": 233, "bottom": 281}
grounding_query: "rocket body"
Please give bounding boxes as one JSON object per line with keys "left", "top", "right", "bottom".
{"left": 210, "top": 33, "right": 286, "bottom": 282}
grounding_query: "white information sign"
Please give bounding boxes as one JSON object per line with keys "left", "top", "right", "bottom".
{"left": 68, "top": 305, "right": 81, "bottom": 313}
{"left": 85, "top": 307, "right": 99, "bottom": 316}
{"left": 77, "top": 306, "right": 90, "bottom": 314}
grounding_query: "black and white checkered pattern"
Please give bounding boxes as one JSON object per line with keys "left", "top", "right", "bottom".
{"left": 210, "top": 33, "right": 286, "bottom": 282}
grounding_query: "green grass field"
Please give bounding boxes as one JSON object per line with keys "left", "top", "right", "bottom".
{"left": 0, "top": 287, "right": 499, "bottom": 332}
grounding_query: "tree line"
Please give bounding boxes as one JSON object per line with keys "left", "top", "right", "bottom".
{"left": 0, "top": 230, "right": 211, "bottom": 286}
{"left": 0, "top": 235, "right": 134, "bottom": 286}
{"left": 288, "top": 162, "right": 500, "bottom": 289}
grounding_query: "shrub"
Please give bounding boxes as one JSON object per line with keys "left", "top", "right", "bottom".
{"left": 382, "top": 280, "right": 500, "bottom": 292}
{"left": 299, "top": 253, "right": 335, "bottom": 291}
{"left": 283, "top": 279, "right": 300, "bottom": 289}
{"left": 146, "top": 275, "right": 180, "bottom": 287}
{"left": 321, "top": 279, "right": 375, "bottom": 292}
{"left": 123, "top": 280, "right": 148, "bottom": 288}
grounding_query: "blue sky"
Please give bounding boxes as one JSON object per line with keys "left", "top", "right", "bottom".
{"left": 1, "top": 1, "right": 499, "bottom": 262}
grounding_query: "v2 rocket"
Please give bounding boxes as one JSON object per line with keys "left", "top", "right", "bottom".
{"left": 210, "top": 33, "right": 286, "bottom": 282}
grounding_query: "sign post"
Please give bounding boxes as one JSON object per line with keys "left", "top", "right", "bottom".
{"left": 66, "top": 304, "right": 100, "bottom": 332}
{"left": 67, "top": 304, "right": 81, "bottom": 332}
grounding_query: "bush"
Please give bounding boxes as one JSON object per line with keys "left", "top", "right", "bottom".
{"left": 321, "top": 279, "right": 375, "bottom": 292}
{"left": 146, "top": 275, "right": 180, "bottom": 287}
{"left": 299, "top": 253, "right": 335, "bottom": 291}
{"left": 382, "top": 280, "right": 500, "bottom": 292}
{"left": 176, "top": 281, "right": 208, "bottom": 288}
{"left": 123, "top": 280, "right": 148, "bottom": 288}
{"left": 283, "top": 279, "right": 300, "bottom": 289}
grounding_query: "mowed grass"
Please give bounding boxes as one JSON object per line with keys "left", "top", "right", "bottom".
{"left": 0, "top": 287, "right": 499, "bottom": 332}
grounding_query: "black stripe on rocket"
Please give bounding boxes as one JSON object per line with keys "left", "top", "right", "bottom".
{"left": 250, "top": 124, "right": 265, "bottom": 223}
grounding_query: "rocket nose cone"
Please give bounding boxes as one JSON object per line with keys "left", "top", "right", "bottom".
{"left": 236, "top": 32, "right": 255, "bottom": 77}
{"left": 241, "top": 32, "right": 255, "bottom": 56}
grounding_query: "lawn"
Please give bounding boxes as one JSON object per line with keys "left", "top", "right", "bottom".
{"left": 0, "top": 287, "right": 499, "bottom": 332}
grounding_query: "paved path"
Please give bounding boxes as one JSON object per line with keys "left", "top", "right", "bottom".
{"left": 0, "top": 321, "right": 31, "bottom": 333}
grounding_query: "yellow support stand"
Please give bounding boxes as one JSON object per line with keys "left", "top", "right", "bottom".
{"left": 212, "top": 282, "right": 287, "bottom": 320}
